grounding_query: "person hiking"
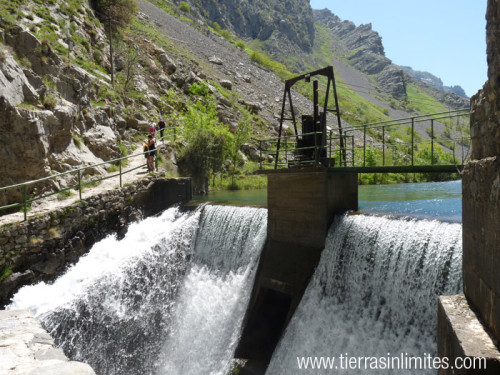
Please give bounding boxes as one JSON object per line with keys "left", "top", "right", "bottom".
{"left": 145, "top": 135, "right": 156, "bottom": 172}
{"left": 149, "top": 122, "right": 157, "bottom": 137}
{"left": 158, "top": 118, "right": 166, "bottom": 141}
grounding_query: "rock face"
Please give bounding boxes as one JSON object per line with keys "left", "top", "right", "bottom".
{"left": 399, "top": 65, "right": 468, "bottom": 99}
{"left": 376, "top": 65, "right": 407, "bottom": 101}
{"left": 461, "top": 0, "right": 500, "bottom": 346}
{"left": 313, "top": 8, "right": 469, "bottom": 104}
{"left": 181, "top": 0, "right": 315, "bottom": 52}
{"left": 314, "top": 9, "right": 390, "bottom": 75}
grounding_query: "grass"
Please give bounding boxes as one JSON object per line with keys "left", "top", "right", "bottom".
{"left": 107, "top": 164, "right": 120, "bottom": 173}
{"left": 405, "top": 84, "right": 449, "bottom": 114}
{"left": 57, "top": 189, "right": 73, "bottom": 200}
{"left": 210, "top": 174, "right": 267, "bottom": 192}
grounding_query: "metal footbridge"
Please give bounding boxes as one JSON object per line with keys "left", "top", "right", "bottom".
{"left": 258, "top": 67, "right": 470, "bottom": 174}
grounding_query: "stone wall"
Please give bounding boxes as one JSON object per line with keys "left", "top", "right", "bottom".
{"left": 0, "top": 176, "right": 191, "bottom": 307}
{"left": 462, "top": 0, "right": 500, "bottom": 343}
{"left": 438, "top": 1, "right": 500, "bottom": 371}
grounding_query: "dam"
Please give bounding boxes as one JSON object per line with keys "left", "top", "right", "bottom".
{"left": 7, "top": 178, "right": 464, "bottom": 374}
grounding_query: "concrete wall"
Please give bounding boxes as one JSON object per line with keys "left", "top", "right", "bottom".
{"left": 267, "top": 169, "right": 358, "bottom": 249}
{"left": 236, "top": 168, "right": 358, "bottom": 372}
{"left": 438, "top": 295, "right": 500, "bottom": 374}
{"left": 0, "top": 176, "right": 191, "bottom": 307}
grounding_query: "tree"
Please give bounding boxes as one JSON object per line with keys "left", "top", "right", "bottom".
{"left": 178, "top": 129, "right": 228, "bottom": 194}
{"left": 90, "top": 0, "right": 138, "bottom": 28}
{"left": 227, "top": 112, "right": 252, "bottom": 186}
{"left": 177, "top": 99, "right": 230, "bottom": 194}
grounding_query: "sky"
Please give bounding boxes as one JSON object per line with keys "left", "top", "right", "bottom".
{"left": 309, "top": 0, "right": 488, "bottom": 97}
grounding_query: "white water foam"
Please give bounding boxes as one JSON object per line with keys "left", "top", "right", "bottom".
{"left": 9, "top": 204, "right": 267, "bottom": 375}
{"left": 267, "top": 214, "right": 462, "bottom": 375}
{"left": 9, "top": 207, "right": 197, "bottom": 317}
{"left": 157, "top": 205, "right": 267, "bottom": 375}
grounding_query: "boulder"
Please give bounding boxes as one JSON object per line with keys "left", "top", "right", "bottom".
{"left": 237, "top": 99, "right": 262, "bottom": 114}
{"left": 158, "top": 52, "right": 177, "bottom": 74}
{"left": 82, "top": 125, "right": 120, "bottom": 161}
{"left": 208, "top": 56, "right": 223, "bottom": 65}
{"left": 220, "top": 79, "right": 233, "bottom": 90}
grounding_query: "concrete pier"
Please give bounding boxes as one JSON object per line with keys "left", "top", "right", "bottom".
{"left": 236, "top": 168, "right": 358, "bottom": 372}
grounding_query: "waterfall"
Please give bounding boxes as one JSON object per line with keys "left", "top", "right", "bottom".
{"left": 9, "top": 205, "right": 267, "bottom": 375}
{"left": 157, "top": 205, "right": 267, "bottom": 375}
{"left": 266, "top": 214, "right": 462, "bottom": 374}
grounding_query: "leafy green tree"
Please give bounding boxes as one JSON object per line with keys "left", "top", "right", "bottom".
{"left": 179, "top": 1, "right": 190, "bottom": 13}
{"left": 90, "top": 0, "right": 138, "bottom": 28}
{"left": 227, "top": 111, "right": 252, "bottom": 186}
{"left": 177, "top": 99, "right": 230, "bottom": 193}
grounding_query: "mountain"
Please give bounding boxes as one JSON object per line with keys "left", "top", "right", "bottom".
{"left": 398, "top": 65, "right": 468, "bottom": 98}
{"left": 0, "top": 0, "right": 470, "bottom": 202}
{"left": 173, "top": 0, "right": 315, "bottom": 55}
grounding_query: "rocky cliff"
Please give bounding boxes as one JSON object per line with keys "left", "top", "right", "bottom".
{"left": 313, "top": 7, "right": 469, "bottom": 105}
{"left": 175, "top": 0, "right": 315, "bottom": 55}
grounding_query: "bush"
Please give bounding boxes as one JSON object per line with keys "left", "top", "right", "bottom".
{"left": 235, "top": 40, "right": 245, "bottom": 50}
{"left": 189, "top": 81, "right": 210, "bottom": 97}
{"left": 219, "top": 29, "right": 232, "bottom": 41}
{"left": 212, "top": 22, "right": 221, "bottom": 33}
{"left": 43, "top": 94, "right": 57, "bottom": 109}
{"left": 179, "top": 1, "right": 190, "bottom": 13}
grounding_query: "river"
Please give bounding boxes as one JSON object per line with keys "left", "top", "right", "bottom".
{"left": 194, "top": 180, "right": 462, "bottom": 222}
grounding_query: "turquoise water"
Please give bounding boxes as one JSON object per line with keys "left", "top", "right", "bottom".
{"left": 193, "top": 180, "right": 462, "bottom": 222}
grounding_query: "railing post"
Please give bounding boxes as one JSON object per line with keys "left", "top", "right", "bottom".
{"left": 329, "top": 130, "right": 332, "bottom": 160}
{"left": 411, "top": 117, "right": 414, "bottom": 166}
{"left": 119, "top": 159, "right": 122, "bottom": 187}
{"left": 314, "top": 131, "right": 318, "bottom": 165}
{"left": 78, "top": 169, "right": 82, "bottom": 200}
{"left": 382, "top": 126, "right": 385, "bottom": 166}
{"left": 284, "top": 136, "right": 288, "bottom": 165}
{"left": 351, "top": 135, "right": 354, "bottom": 167}
{"left": 431, "top": 119, "right": 434, "bottom": 165}
{"left": 23, "top": 185, "right": 27, "bottom": 221}
{"left": 461, "top": 137, "right": 465, "bottom": 165}
{"left": 363, "top": 125, "right": 366, "bottom": 167}
{"left": 259, "top": 140, "right": 262, "bottom": 169}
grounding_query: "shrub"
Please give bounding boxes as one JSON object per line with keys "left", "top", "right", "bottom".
{"left": 179, "top": 1, "right": 190, "bottom": 13}
{"left": 189, "top": 81, "right": 210, "bottom": 97}
{"left": 43, "top": 94, "right": 57, "bottom": 109}
{"left": 212, "top": 21, "right": 221, "bottom": 33}
{"left": 93, "top": 49, "right": 103, "bottom": 64}
{"left": 219, "top": 29, "right": 232, "bottom": 41}
{"left": 235, "top": 40, "right": 245, "bottom": 50}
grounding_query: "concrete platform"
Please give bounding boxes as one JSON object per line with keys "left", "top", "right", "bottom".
{"left": 438, "top": 294, "right": 500, "bottom": 374}
{"left": 0, "top": 309, "right": 95, "bottom": 375}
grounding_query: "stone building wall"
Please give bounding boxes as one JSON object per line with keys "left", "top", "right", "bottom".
{"left": 463, "top": 0, "right": 500, "bottom": 343}
{"left": 0, "top": 176, "right": 191, "bottom": 307}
